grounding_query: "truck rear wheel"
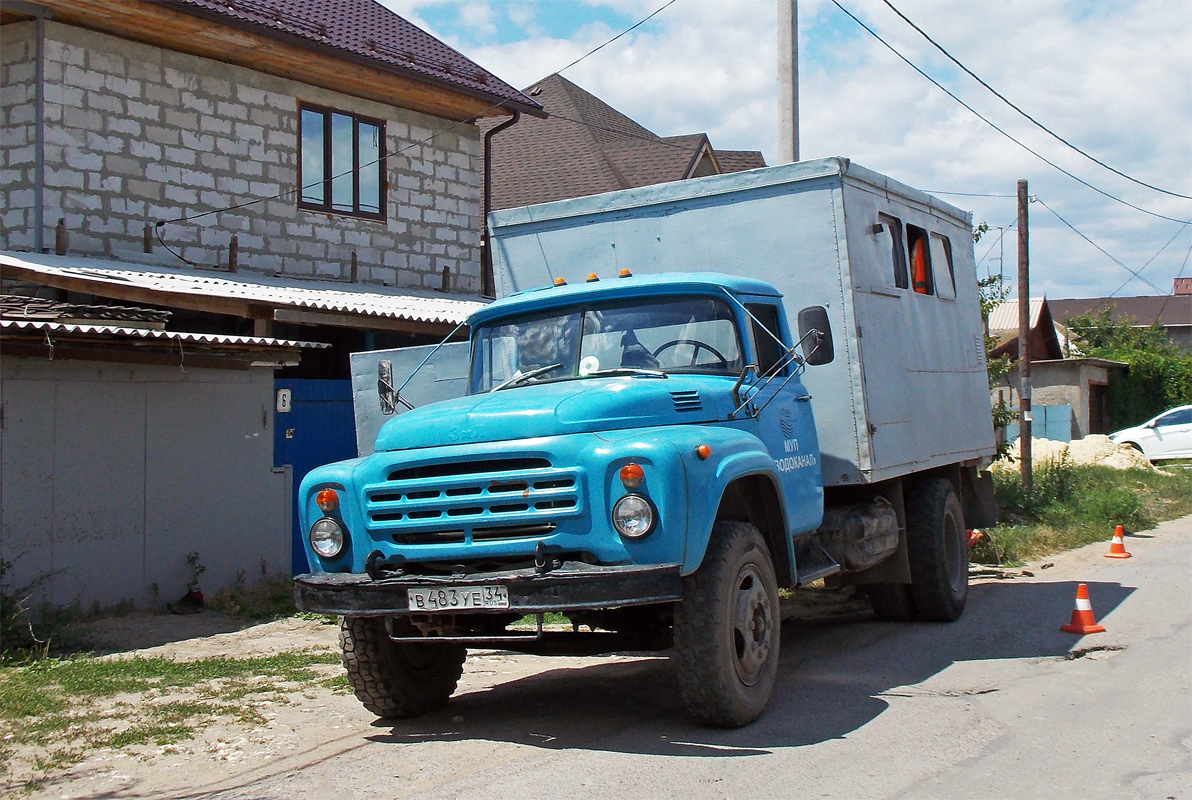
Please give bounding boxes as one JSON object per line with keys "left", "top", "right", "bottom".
{"left": 340, "top": 617, "right": 466, "bottom": 719}
{"left": 905, "top": 478, "right": 968, "bottom": 621}
{"left": 673, "top": 521, "right": 780, "bottom": 728}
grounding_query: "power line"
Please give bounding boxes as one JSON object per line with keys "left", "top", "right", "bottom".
{"left": 1105, "top": 222, "right": 1190, "bottom": 299}
{"left": 926, "top": 190, "right": 1015, "bottom": 198}
{"left": 829, "top": 0, "right": 1192, "bottom": 226}
{"left": 880, "top": 0, "right": 1192, "bottom": 201}
{"left": 155, "top": 0, "right": 683, "bottom": 246}
{"left": 1034, "top": 197, "right": 1166, "bottom": 294}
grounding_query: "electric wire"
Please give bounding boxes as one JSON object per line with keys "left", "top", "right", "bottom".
{"left": 154, "top": 0, "right": 682, "bottom": 241}
{"left": 880, "top": 0, "right": 1192, "bottom": 201}
{"left": 830, "top": 0, "right": 1191, "bottom": 226}
{"left": 1034, "top": 197, "right": 1166, "bottom": 294}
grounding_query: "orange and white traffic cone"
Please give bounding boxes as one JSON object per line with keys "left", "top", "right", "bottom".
{"left": 1060, "top": 583, "right": 1106, "bottom": 634}
{"left": 1104, "top": 524, "right": 1132, "bottom": 559}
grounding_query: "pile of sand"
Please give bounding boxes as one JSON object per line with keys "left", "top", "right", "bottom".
{"left": 993, "top": 434, "right": 1156, "bottom": 472}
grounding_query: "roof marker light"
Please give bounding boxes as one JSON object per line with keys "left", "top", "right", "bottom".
{"left": 586, "top": 273, "right": 599, "bottom": 282}
{"left": 618, "top": 269, "right": 633, "bottom": 278}
{"left": 553, "top": 277, "right": 567, "bottom": 286}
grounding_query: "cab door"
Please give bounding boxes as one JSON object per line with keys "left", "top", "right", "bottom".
{"left": 743, "top": 301, "right": 823, "bottom": 536}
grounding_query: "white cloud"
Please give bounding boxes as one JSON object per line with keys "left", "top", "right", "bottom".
{"left": 385, "top": 0, "right": 1192, "bottom": 299}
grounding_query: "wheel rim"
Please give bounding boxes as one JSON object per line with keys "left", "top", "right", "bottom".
{"left": 731, "top": 563, "right": 773, "bottom": 686}
{"left": 943, "top": 509, "right": 964, "bottom": 593}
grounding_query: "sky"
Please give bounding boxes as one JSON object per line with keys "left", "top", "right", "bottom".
{"left": 379, "top": 0, "right": 1192, "bottom": 301}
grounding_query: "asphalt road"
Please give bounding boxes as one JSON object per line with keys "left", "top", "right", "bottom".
{"left": 122, "top": 515, "right": 1192, "bottom": 800}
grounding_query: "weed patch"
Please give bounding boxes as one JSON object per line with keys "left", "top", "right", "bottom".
{"left": 987, "top": 460, "right": 1192, "bottom": 563}
{"left": 0, "top": 651, "right": 340, "bottom": 793}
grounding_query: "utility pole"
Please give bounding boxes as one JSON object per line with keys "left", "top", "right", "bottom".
{"left": 1017, "top": 179, "right": 1032, "bottom": 494}
{"left": 778, "top": 0, "right": 799, "bottom": 163}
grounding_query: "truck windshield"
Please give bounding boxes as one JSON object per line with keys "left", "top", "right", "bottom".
{"left": 468, "top": 296, "right": 743, "bottom": 393}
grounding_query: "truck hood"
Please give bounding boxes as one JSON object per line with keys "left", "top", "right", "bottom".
{"left": 373, "top": 375, "right": 724, "bottom": 452}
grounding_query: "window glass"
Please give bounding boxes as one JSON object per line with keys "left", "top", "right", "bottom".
{"left": 469, "top": 296, "right": 742, "bottom": 393}
{"left": 930, "top": 233, "right": 955, "bottom": 299}
{"left": 879, "top": 214, "right": 908, "bottom": 289}
{"left": 747, "top": 303, "right": 785, "bottom": 376}
{"left": 358, "top": 122, "right": 381, "bottom": 214}
{"left": 907, "top": 224, "right": 933, "bottom": 295}
{"left": 1157, "top": 408, "right": 1192, "bottom": 427}
{"left": 298, "top": 103, "right": 385, "bottom": 219}
{"left": 299, "top": 108, "right": 324, "bottom": 205}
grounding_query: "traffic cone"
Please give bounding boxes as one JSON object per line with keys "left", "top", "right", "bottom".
{"left": 1104, "top": 525, "right": 1131, "bottom": 559}
{"left": 1060, "top": 584, "right": 1106, "bottom": 634}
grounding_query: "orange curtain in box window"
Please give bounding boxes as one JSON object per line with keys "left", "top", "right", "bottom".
{"left": 910, "top": 236, "right": 930, "bottom": 294}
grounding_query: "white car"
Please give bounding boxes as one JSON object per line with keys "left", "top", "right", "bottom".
{"left": 1109, "top": 405, "right": 1192, "bottom": 461}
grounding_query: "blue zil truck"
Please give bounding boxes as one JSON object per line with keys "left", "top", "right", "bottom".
{"left": 294, "top": 158, "right": 997, "bottom": 727}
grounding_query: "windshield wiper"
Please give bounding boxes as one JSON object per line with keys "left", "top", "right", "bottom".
{"left": 586, "top": 367, "right": 668, "bottom": 379}
{"left": 492, "top": 362, "right": 563, "bottom": 392}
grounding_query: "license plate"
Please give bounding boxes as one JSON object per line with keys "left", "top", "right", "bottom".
{"left": 407, "top": 585, "right": 509, "bottom": 611}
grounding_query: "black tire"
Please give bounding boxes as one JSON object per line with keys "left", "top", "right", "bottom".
{"left": 340, "top": 617, "right": 466, "bottom": 719}
{"left": 673, "top": 521, "right": 780, "bottom": 728}
{"left": 905, "top": 478, "right": 968, "bottom": 622}
{"left": 864, "top": 582, "right": 917, "bottom": 621}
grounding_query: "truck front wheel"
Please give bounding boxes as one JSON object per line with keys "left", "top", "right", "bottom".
{"left": 340, "top": 617, "right": 466, "bottom": 719}
{"left": 905, "top": 478, "right": 968, "bottom": 621}
{"left": 673, "top": 521, "right": 780, "bottom": 727}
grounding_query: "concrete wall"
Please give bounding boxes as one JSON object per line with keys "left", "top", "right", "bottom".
{"left": 993, "top": 359, "right": 1118, "bottom": 440}
{"left": 0, "top": 357, "right": 291, "bottom": 609}
{"left": 0, "top": 20, "right": 483, "bottom": 292}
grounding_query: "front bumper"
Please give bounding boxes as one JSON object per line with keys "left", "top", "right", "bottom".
{"left": 294, "top": 561, "right": 684, "bottom": 617}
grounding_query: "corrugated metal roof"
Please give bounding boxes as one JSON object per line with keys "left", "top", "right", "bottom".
{"left": 0, "top": 251, "right": 485, "bottom": 326}
{"left": 0, "top": 294, "right": 171, "bottom": 324}
{"left": 0, "top": 318, "right": 328, "bottom": 349}
{"left": 988, "top": 298, "right": 1047, "bottom": 334}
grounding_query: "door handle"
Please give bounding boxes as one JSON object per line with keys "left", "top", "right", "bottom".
{"left": 796, "top": 395, "right": 812, "bottom": 402}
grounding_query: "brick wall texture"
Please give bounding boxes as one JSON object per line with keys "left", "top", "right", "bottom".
{"left": 0, "top": 21, "right": 485, "bottom": 293}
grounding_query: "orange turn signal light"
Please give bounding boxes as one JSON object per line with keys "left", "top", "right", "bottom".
{"left": 619, "top": 462, "right": 645, "bottom": 489}
{"left": 695, "top": 444, "right": 711, "bottom": 460}
{"left": 316, "top": 488, "right": 339, "bottom": 513}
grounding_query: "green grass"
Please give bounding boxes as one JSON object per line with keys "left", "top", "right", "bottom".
{"left": 982, "top": 460, "right": 1192, "bottom": 564}
{"left": 0, "top": 651, "right": 341, "bottom": 792}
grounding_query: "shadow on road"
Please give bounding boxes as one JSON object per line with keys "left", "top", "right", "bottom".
{"left": 366, "top": 579, "right": 1135, "bottom": 756}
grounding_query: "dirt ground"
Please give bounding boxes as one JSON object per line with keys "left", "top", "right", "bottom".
{"left": 8, "top": 569, "right": 1049, "bottom": 800}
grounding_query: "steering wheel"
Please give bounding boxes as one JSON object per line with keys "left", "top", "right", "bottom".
{"left": 651, "top": 339, "right": 730, "bottom": 367}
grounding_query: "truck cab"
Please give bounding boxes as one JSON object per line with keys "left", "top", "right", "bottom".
{"left": 295, "top": 272, "right": 834, "bottom": 727}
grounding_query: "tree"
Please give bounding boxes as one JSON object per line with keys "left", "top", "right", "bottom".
{"left": 1064, "top": 307, "right": 1192, "bottom": 427}
{"left": 977, "top": 274, "right": 1016, "bottom": 457}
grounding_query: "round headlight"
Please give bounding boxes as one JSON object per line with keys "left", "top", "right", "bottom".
{"left": 612, "top": 494, "right": 655, "bottom": 539}
{"left": 310, "top": 517, "right": 345, "bottom": 558}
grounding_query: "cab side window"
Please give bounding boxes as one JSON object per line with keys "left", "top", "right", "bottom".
{"left": 747, "top": 303, "right": 785, "bottom": 377}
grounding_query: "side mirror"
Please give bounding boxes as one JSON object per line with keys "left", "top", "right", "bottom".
{"left": 797, "top": 306, "right": 835, "bottom": 366}
{"left": 1143, "top": 420, "right": 1157, "bottom": 429}
{"left": 377, "top": 360, "right": 396, "bottom": 416}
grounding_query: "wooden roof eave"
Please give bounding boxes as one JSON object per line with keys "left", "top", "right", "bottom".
{"left": 5, "top": 0, "right": 542, "bottom": 121}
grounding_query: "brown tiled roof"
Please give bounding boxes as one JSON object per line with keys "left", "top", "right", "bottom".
{"left": 714, "top": 150, "right": 767, "bottom": 173}
{"left": 484, "top": 75, "right": 765, "bottom": 210}
{"left": 165, "top": 0, "right": 541, "bottom": 115}
{"left": 1049, "top": 295, "right": 1192, "bottom": 329}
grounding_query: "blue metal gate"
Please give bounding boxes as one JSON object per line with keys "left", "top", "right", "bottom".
{"left": 274, "top": 379, "right": 357, "bottom": 574}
